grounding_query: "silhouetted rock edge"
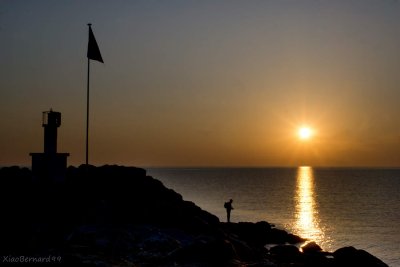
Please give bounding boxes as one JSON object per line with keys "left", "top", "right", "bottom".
{"left": 0, "top": 165, "right": 388, "bottom": 267}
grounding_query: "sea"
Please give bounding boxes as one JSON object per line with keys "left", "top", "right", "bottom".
{"left": 147, "top": 167, "right": 400, "bottom": 266}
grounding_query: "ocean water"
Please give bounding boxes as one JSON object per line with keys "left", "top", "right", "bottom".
{"left": 147, "top": 167, "right": 400, "bottom": 266}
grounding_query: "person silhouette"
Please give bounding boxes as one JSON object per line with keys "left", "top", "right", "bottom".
{"left": 224, "top": 199, "right": 234, "bottom": 223}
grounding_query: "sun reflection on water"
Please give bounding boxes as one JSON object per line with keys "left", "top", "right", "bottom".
{"left": 295, "top": 166, "right": 325, "bottom": 248}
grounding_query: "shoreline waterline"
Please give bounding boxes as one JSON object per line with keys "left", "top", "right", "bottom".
{"left": 147, "top": 167, "right": 399, "bottom": 266}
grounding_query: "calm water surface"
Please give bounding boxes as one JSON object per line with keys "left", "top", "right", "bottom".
{"left": 147, "top": 167, "right": 400, "bottom": 266}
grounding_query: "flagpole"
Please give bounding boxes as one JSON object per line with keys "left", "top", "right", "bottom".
{"left": 86, "top": 57, "right": 90, "bottom": 166}
{"left": 86, "top": 23, "right": 91, "bottom": 166}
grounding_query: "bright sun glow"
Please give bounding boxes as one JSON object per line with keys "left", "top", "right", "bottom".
{"left": 298, "top": 126, "right": 313, "bottom": 140}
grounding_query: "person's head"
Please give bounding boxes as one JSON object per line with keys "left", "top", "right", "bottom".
{"left": 230, "top": 199, "right": 233, "bottom": 203}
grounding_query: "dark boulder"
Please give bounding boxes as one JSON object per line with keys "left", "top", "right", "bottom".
{"left": 301, "top": 242, "right": 335, "bottom": 267}
{"left": 302, "top": 241, "right": 323, "bottom": 254}
{"left": 333, "top": 246, "right": 388, "bottom": 267}
{"left": 267, "top": 228, "right": 305, "bottom": 244}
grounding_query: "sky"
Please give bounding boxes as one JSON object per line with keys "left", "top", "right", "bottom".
{"left": 1, "top": 0, "right": 400, "bottom": 167}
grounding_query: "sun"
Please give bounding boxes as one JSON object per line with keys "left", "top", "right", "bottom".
{"left": 298, "top": 126, "right": 313, "bottom": 140}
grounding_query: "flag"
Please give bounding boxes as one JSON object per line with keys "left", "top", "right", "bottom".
{"left": 87, "top": 25, "right": 104, "bottom": 63}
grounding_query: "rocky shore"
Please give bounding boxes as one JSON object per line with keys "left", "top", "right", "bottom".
{"left": 0, "top": 165, "right": 388, "bottom": 266}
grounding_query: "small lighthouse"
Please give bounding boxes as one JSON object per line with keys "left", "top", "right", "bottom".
{"left": 30, "top": 110, "right": 69, "bottom": 182}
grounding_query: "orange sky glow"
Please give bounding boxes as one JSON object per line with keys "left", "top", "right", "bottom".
{"left": 1, "top": 1, "right": 399, "bottom": 167}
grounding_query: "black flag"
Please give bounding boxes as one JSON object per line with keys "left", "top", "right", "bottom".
{"left": 87, "top": 25, "right": 104, "bottom": 63}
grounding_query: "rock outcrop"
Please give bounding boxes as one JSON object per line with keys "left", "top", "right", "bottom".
{"left": 0, "top": 165, "right": 388, "bottom": 267}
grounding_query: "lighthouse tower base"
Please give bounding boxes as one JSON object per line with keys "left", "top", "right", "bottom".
{"left": 30, "top": 153, "right": 69, "bottom": 183}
